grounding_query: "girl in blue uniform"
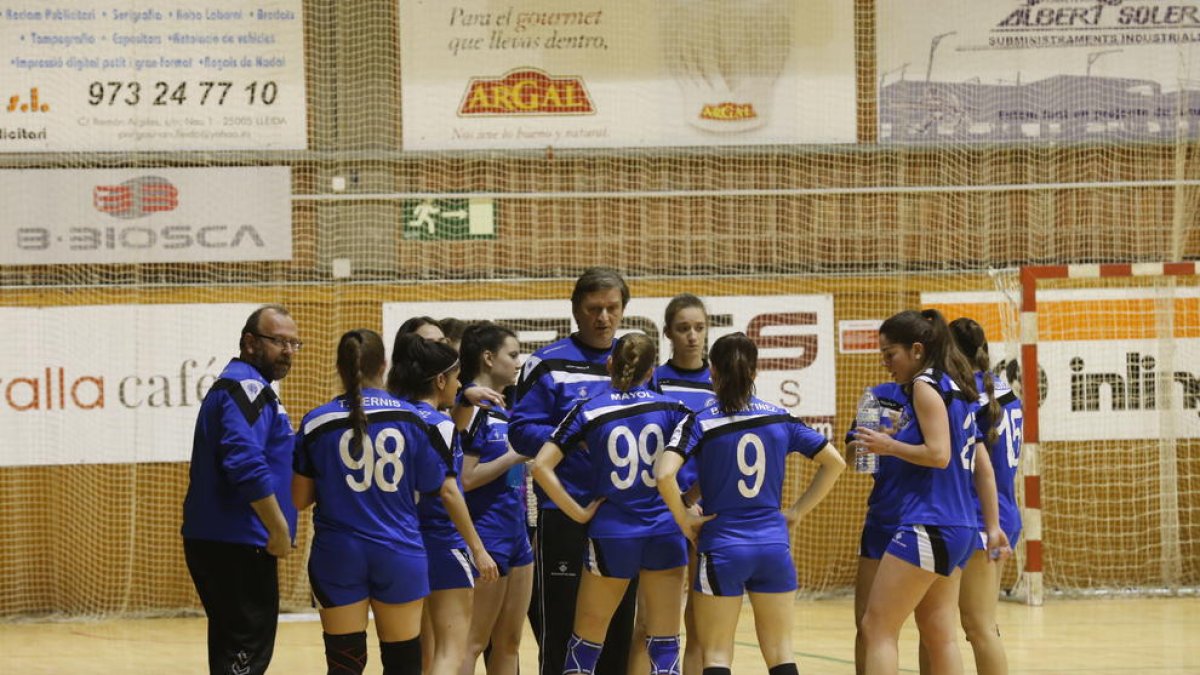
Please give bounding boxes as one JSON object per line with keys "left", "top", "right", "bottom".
{"left": 855, "top": 310, "right": 1008, "bottom": 675}
{"left": 641, "top": 293, "right": 712, "bottom": 675}
{"left": 532, "top": 332, "right": 691, "bottom": 675}
{"left": 292, "top": 329, "right": 452, "bottom": 675}
{"left": 656, "top": 332, "right": 845, "bottom": 675}
{"left": 948, "top": 317, "right": 1022, "bottom": 675}
{"left": 457, "top": 322, "right": 533, "bottom": 675}
{"left": 850, "top": 381, "right": 913, "bottom": 675}
{"left": 388, "top": 333, "right": 498, "bottom": 675}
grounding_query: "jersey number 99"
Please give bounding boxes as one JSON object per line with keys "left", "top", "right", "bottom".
{"left": 608, "top": 424, "right": 664, "bottom": 490}
{"left": 339, "top": 428, "right": 406, "bottom": 493}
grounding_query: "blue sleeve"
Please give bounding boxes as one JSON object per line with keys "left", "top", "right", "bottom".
{"left": 509, "top": 370, "right": 557, "bottom": 458}
{"left": 666, "top": 412, "right": 701, "bottom": 458}
{"left": 292, "top": 428, "right": 315, "bottom": 478}
{"left": 549, "top": 401, "right": 587, "bottom": 454}
{"left": 460, "top": 408, "right": 486, "bottom": 457}
{"left": 788, "top": 417, "right": 828, "bottom": 459}
{"left": 215, "top": 392, "right": 276, "bottom": 504}
{"left": 413, "top": 432, "right": 449, "bottom": 494}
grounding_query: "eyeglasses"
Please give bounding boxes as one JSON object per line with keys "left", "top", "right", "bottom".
{"left": 252, "top": 332, "right": 303, "bottom": 352}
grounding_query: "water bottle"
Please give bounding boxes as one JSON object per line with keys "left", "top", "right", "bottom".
{"left": 506, "top": 463, "right": 525, "bottom": 490}
{"left": 855, "top": 387, "right": 881, "bottom": 474}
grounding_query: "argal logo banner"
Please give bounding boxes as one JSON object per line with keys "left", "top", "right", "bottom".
{"left": 0, "top": 303, "right": 262, "bottom": 466}
{"left": 399, "top": 0, "right": 857, "bottom": 149}
{"left": 923, "top": 288, "right": 1200, "bottom": 441}
{"left": 382, "top": 294, "right": 836, "bottom": 438}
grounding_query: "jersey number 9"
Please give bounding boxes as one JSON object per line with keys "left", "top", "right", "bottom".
{"left": 736, "top": 433, "right": 766, "bottom": 498}
{"left": 339, "top": 428, "right": 406, "bottom": 493}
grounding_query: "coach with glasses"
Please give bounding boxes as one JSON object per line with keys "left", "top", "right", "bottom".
{"left": 182, "top": 304, "right": 302, "bottom": 675}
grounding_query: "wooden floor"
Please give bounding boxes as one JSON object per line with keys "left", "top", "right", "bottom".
{"left": 2, "top": 597, "right": 1197, "bottom": 674}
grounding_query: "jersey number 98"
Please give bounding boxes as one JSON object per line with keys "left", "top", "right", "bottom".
{"left": 339, "top": 428, "right": 406, "bottom": 493}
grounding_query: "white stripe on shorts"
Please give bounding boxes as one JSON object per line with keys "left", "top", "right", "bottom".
{"left": 451, "top": 548, "right": 475, "bottom": 588}
{"left": 915, "top": 525, "right": 935, "bottom": 573}
{"left": 586, "top": 539, "right": 600, "bottom": 576}
{"left": 697, "top": 553, "right": 714, "bottom": 596}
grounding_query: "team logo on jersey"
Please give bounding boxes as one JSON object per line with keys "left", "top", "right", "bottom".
{"left": 239, "top": 379, "right": 264, "bottom": 401}
{"left": 458, "top": 68, "right": 594, "bottom": 116}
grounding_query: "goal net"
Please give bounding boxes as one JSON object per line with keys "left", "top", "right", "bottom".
{"left": 0, "top": 0, "right": 1198, "bottom": 619}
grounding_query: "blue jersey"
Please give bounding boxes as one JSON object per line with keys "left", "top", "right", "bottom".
{"left": 410, "top": 401, "right": 466, "bottom": 550}
{"left": 653, "top": 361, "right": 713, "bottom": 491}
{"left": 551, "top": 385, "right": 690, "bottom": 538}
{"left": 293, "top": 389, "right": 451, "bottom": 553}
{"left": 653, "top": 361, "right": 714, "bottom": 412}
{"left": 667, "top": 397, "right": 828, "bottom": 552}
{"left": 893, "top": 370, "right": 981, "bottom": 528}
{"left": 461, "top": 402, "right": 525, "bottom": 541}
{"left": 182, "top": 358, "right": 298, "bottom": 547}
{"left": 509, "top": 335, "right": 614, "bottom": 509}
{"left": 845, "top": 382, "right": 919, "bottom": 530}
{"left": 975, "top": 372, "right": 1023, "bottom": 536}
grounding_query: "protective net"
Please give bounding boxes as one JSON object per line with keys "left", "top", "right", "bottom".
{"left": 1, "top": 0, "right": 1199, "bottom": 618}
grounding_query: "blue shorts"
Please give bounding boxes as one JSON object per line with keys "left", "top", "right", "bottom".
{"left": 485, "top": 531, "right": 534, "bottom": 577}
{"left": 584, "top": 533, "right": 688, "bottom": 579}
{"left": 308, "top": 531, "right": 428, "bottom": 607}
{"left": 427, "top": 545, "right": 477, "bottom": 591}
{"left": 859, "top": 523, "right": 896, "bottom": 560}
{"left": 885, "top": 524, "right": 977, "bottom": 577}
{"left": 694, "top": 544, "right": 797, "bottom": 596}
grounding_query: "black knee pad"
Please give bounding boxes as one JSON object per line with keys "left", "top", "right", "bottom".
{"left": 323, "top": 631, "right": 367, "bottom": 675}
{"left": 769, "top": 663, "right": 799, "bottom": 675}
{"left": 702, "top": 668, "right": 732, "bottom": 675}
{"left": 380, "top": 636, "right": 421, "bottom": 675}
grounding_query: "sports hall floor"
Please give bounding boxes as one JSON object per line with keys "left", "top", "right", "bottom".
{"left": 1, "top": 596, "right": 1195, "bottom": 673}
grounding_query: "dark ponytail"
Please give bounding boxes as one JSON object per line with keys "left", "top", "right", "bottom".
{"left": 337, "top": 328, "right": 386, "bottom": 459}
{"left": 709, "top": 332, "right": 757, "bottom": 414}
{"left": 458, "top": 321, "right": 516, "bottom": 385}
{"left": 387, "top": 332, "right": 459, "bottom": 400}
{"left": 609, "top": 332, "right": 657, "bottom": 391}
{"left": 950, "top": 317, "right": 1002, "bottom": 448}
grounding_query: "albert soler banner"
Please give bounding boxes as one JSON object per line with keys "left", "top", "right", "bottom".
{"left": 0, "top": 167, "right": 292, "bottom": 265}
{"left": 878, "top": 0, "right": 1200, "bottom": 143}
{"left": 0, "top": 1, "right": 306, "bottom": 151}
{"left": 398, "top": 0, "right": 857, "bottom": 149}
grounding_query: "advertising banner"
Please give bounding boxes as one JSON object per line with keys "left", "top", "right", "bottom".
{"left": 0, "top": 1, "right": 306, "bottom": 151}
{"left": 878, "top": 0, "right": 1200, "bottom": 143}
{"left": 0, "top": 167, "right": 292, "bottom": 265}
{"left": 0, "top": 303, "right": 262, "bottom": 466}
{"left": 383, "top": 294, "right": 836, "bottom": 437}
{"left": 399, "top": 0, "right": 857, "bottom": 149}
{"left": 923, "top": 288, "right": 1200, "bottom": 441}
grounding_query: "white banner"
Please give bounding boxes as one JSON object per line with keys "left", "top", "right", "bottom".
{"left": 878, "top": 0, "right": 1200, "bottom": 143}
{"left": 0, "top": 304, "right": 263, "bottom": 466}
{"left": 0, "top": 1, "right": 306, "bottom": 151}
{"left": 398, "top": 0, "right": 857, "bottom": 150}
{"left": 923, "top": 288, "right": 1200, "bottom": 441}
{"left": 382, "top": 295, "right": 836, "bottom": 436}
{"left": 0, "top": 167, "right": 292, "bottom": 265}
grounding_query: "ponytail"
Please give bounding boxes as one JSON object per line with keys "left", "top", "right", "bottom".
{"left": 337, "top": 328, "right": 385, "bottom": 460}
{"left": 709, "top": 332, "right": 757, "bottom": 414}
{"left": 881, "top": 309, "right": 977, "bottom": 399}
{"left": 609, "top": 332, "right": 656, "bottom": 391}
{"left": 950, "top": 317, "right": 1002, "bottom": 448}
